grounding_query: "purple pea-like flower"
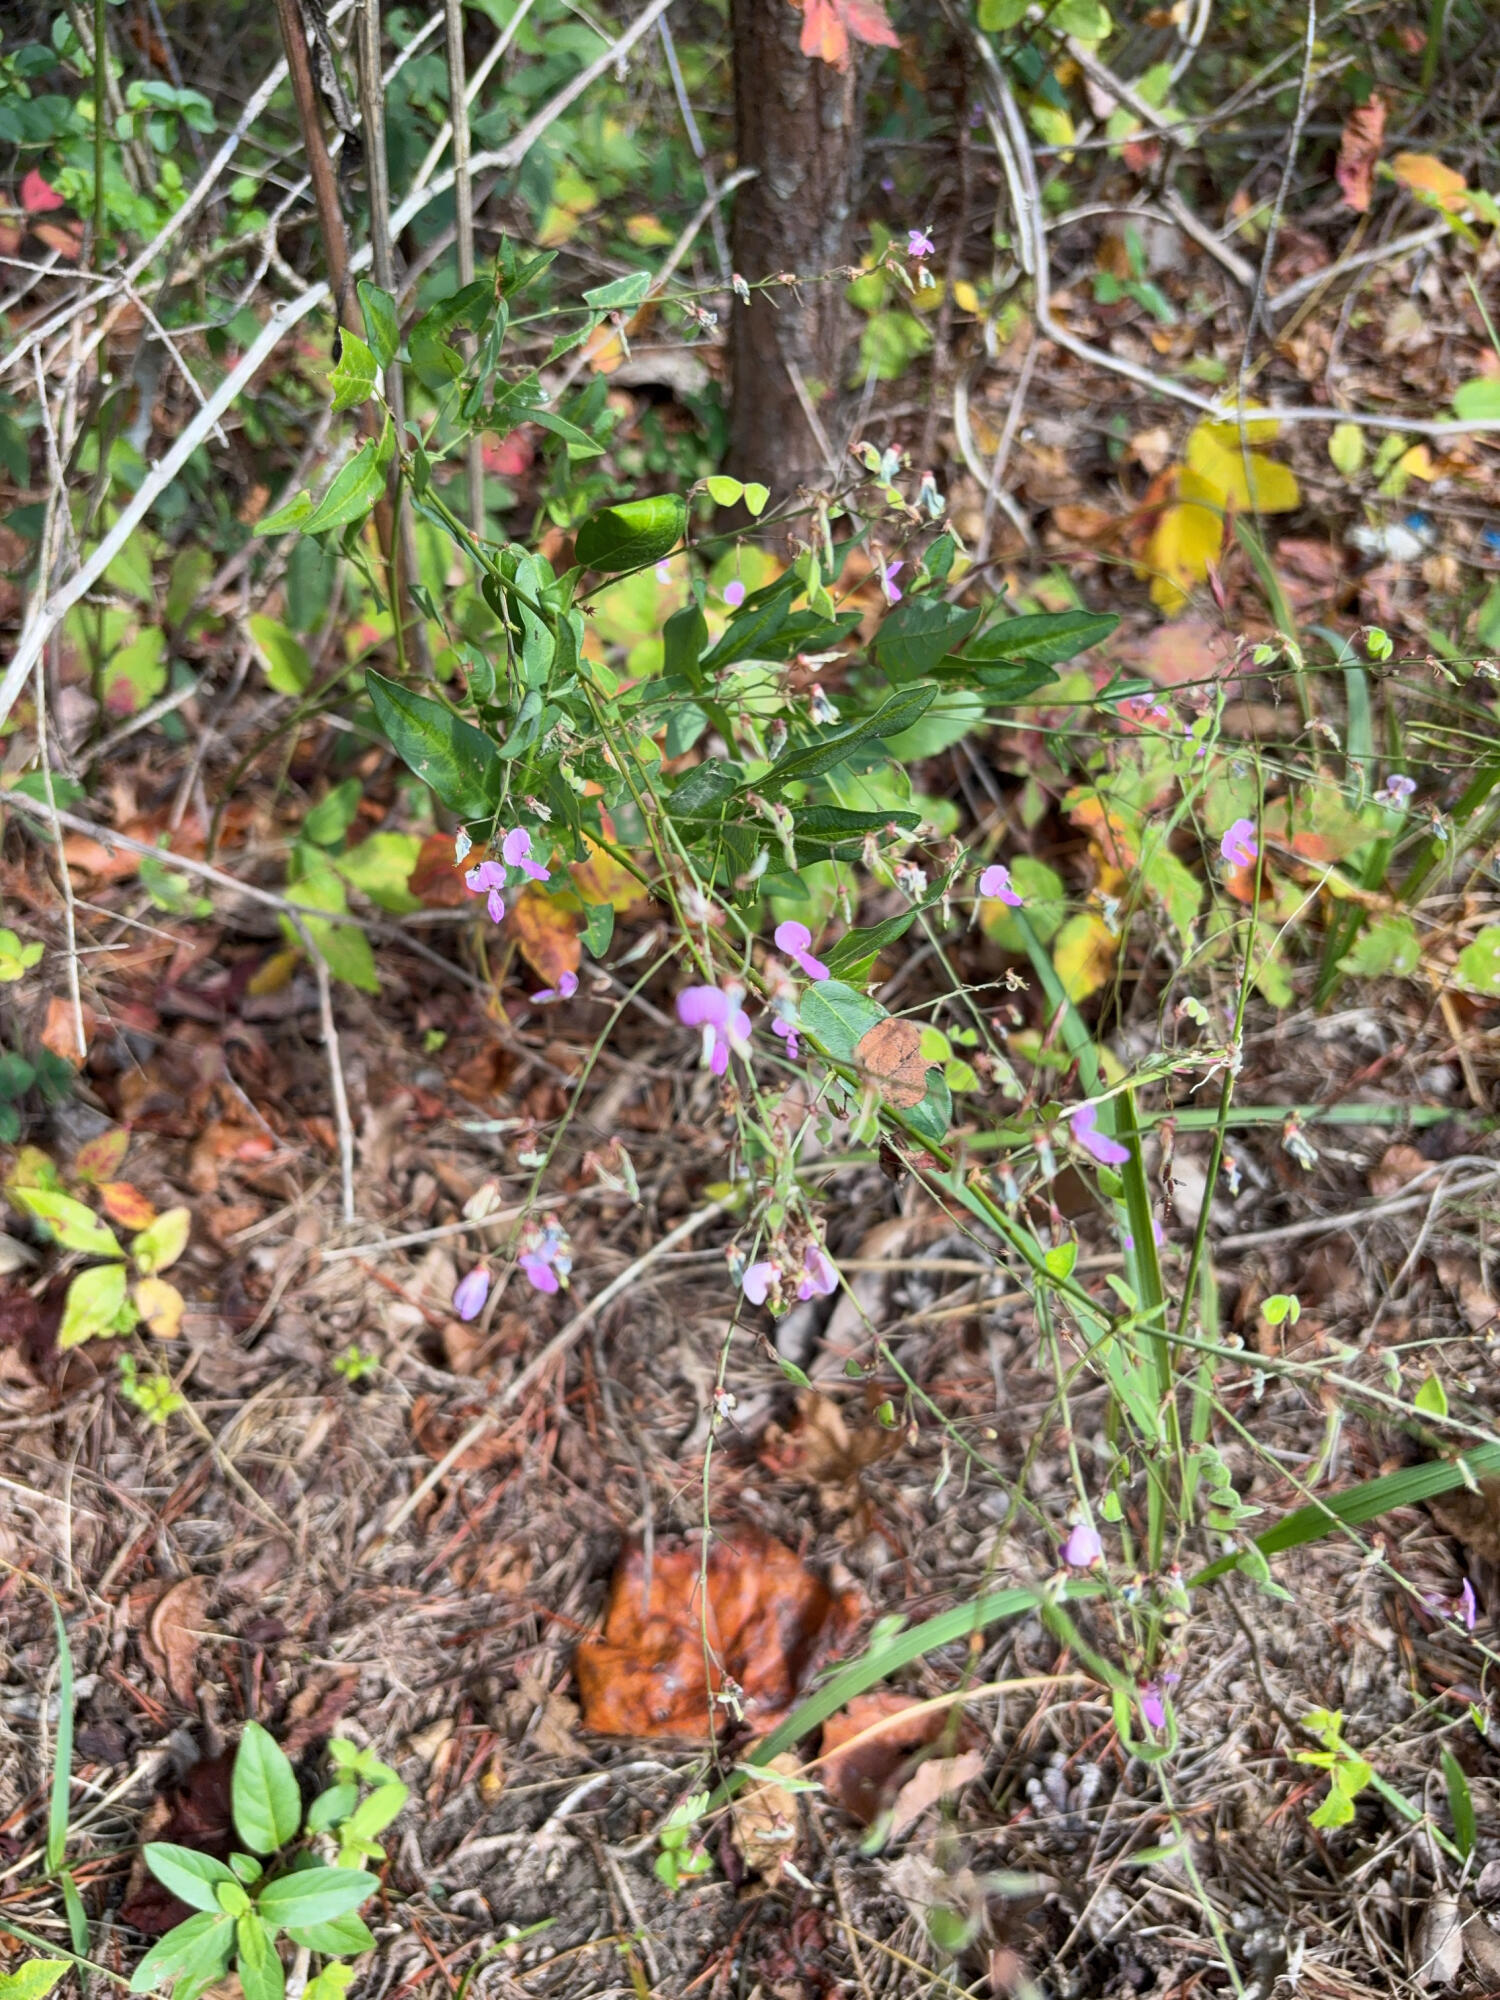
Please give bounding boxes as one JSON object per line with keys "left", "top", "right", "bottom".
{"left": 465, "top": 859, "right": 507, "bottom": 924}
{"left": 453, "top": 1267, "right": 490, "bottom": 1321}
{"left": 518, "top": 1222, "right": 571, "bottom": 1296}
{"left": 774, "top": 920, "right": 829, "bottom": 982}
{"left": 907, "top": 227, "right": 935, "bottom": 259}
{"left": 1062, "top": 1522, "right": 1103, "bottom": 1568}
{"left": 519, "top": 1250, "right": 559, "bottom": 1294}
{"left": 722, "top": 579, "right": 747, "bottom": 609}
{"left": 532, "top": 970, "right": 579, "bottom": 1005}
{"left": 797, "top": 1243, "right": 838, "bottom": 1301}
{"left": 742, "top": 1259, "right": 780, "bottom": 1305}
{"left": 1220, "top": 818, "right": 1259, "bottom": 868}
{"left": 502, "top": 827, "right": 550, "bottom": 883}
{"left": 1139, "top": 1682, "right": 1167, "bottom": 1731}
{"left": 978, "top": 862, "right": 1023, "bottom": 907}
{"left": 879, "top": 559, "right": 903, "bottom": 605}
{"left": 677, "top": 984, "right": 753, "bottom": 1075}
{"left": 772, "top": 1016, "right": 801, "bottom": 1059}
{"left": 1380, "top": 773, "right": 1417, "bottom": 807}
{"left": 1070, "top": 1102, "right": 1130, "bottom": 1167}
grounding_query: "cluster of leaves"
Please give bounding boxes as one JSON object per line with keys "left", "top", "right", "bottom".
{"left": 130, "top": 1724, "right": 402, "bottom": 2000}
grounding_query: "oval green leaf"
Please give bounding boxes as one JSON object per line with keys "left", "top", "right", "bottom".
{"left": 574, "top": 494, "right": 686, "bottom": 575}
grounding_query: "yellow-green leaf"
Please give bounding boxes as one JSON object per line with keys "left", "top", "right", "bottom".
{"left": 1052, "top": 911, "right": 1118, "bottom": 1000}
{"left": 132, "top": 1205, "right": 191, "bottom": 1276}
{"left": 705, "top": 475, "right": 743, "bottom": 507}
{"left": 8, "top": 1186, "right": 124, "bottom": 1258}
{"left": 743, "top": 482, "right": 770, "bottom": 518}
{"left": 60, "top": 1261, "right": 131, "bottom": 1348}
{"left": 1328, "top": 423, "right": 1365, "bottom": 478}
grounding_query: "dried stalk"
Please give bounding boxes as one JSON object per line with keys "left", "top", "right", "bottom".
{"left": 444, "top": 0, "right": 485, "bottom": 535}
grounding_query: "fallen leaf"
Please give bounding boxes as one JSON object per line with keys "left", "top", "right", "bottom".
{"left": 1336, "top": 95, "right": 1385, "bottom": 212}
{"left": 407, "top": 831, "right": 469, "bottom": 908}
{"left": 1130, "top": 426, "right": 1175, "bottom": 475}
{"left": 509, "top": 1669, "right": 582, "bottom": 1760}
{"left": 507, "top": 885, "right": 581, "bottom": 988}
{"left": 731, "top": 1752, "right": 802, "bottom": 1882}
{"left": 1185, "top": 423, "right": 1301, "bottom": 514}
{"left": 139, "top": 1575, "right": 210, "bottom": 1708}
{"left": 21, "top": 169, "right": 65, "bottom": 213}
{"left": 569, "top": 836, "right": 648, "bottom": 912}
{"left": 854, "top": 1018, "right": 929, "bottom": 1109}
{"left": 40, "top": 995, "right": 97, "bottom": 1065}
{"left": 1368, "top": 1143, "right": 1431, "bottom": 1198}
{"left": 135, "top": 1276, "right": 185, "bottom": 1339}
{"left": 1391, "top": 151, "right": 1468, "bottom": 211}
{"left": 1052, "top": 911, "right": 1118, "bottom": 1001}
{"left": 888, "top": 1749, "right": 985, "bottom": 1841}
{"left": 1146, "top": 467, "right": 1224, "bottom": 613}
{"left": 575, "top": 1526, "right": 861, "bottom": 1739}
{"left": 73, "top": 1128, "right": 130, "bottom": 1184}
{"left": 820, "top": 1691, "right": 984, "bottom": 1827}
{"left": 118, "top": 1751, "right": 236, "bottom": 1934}
{"left": 791, "top": 0, "right": 901, "bottom": 72}
{"left": 411, "top": 1395, "right": 511, "bottom": 1469}
{"left": 1414, "top": 1894, "right": 1463, "bottom": 1988}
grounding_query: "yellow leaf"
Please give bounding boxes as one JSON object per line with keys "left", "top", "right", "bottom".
{"left": 1146, "top": 467, "right": 1224, "bottom": 612}
{"left": 1391, "top": 151, "right": 1468, "bottom": 210}
{"left": 570, "top": 837, "right": 648, "bottom": 912}
{"left": 248, "top": 948, "right": 298, "bottom": 996}
{"left": 1052, "top": 912, "right": 1118, "bottom": 1002}
{"left": 624, "top": 212, "right": 674, "bottom": 247}
{"left": 1185, "top": 424, "right": 1300, "bottom": 512}
{"left": 1328, "top": 423, "right": 1365, "bottom": 478}
{"left": 508, "top": 886, "right": 581, "bottom": 989}
{"left": 1197, "top": 409, "right": 1280, "bottom": 447}
{"left": 134, "top": 1276, "right": 185, "bottom": 1339}
{"left": 952, "top": 280, "right": 981, "bottom": 314}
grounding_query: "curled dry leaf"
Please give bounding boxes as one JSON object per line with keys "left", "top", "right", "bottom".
{"left": 1414, "top": 1894, "right": 1463, "bottom": 1988}
{"left": 1335, "top": 95, "right": 1385, "bottom": 212}
{"left": 853, "top": 1018, "right": 928, "bottom": 1109}
{"left": 575, "top": 1526, "right": 861, "bottom": 1739}
{"left": 820, "top": 1690, "right": 984, "bottom": 1827}
{"left": 139, "top": 1574, "right": 211, "bottom": 1708}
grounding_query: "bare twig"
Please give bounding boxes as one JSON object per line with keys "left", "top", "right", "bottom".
{"left": 443, "top": 0, "right": 485, "bottom": 535}
{"left": 1267, "top": 220, "right": 1449, "bottom": 316}
{"left": 309, "top": 943, "right": 358, "bottom": 1226}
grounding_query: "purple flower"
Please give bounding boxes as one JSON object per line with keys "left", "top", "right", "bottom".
{"left": 677, "top": 984, "right": 753, "bottom": 1075}
{"left": 907, "top": 227, "right": 935, "bottom": 259}
{"left": 1460, "top": 1578, "right": 1479, "bottom": 1632}
{"left": 880, "top": 175, "right": 896, "bottom": 192}
{"left": 722, "top": 578, "right": 746, "bottom": 609}
{"left": 655, "top": 560, "right": 673, "bottom": 583}
{"left": 1139, "top": 1682, "right": 1167, "bottom": 1731}
{"left": 518, "top": 1223, "right": 571, "bottom": 1296}
{"left": 774, "top": 919, "right": 829, "bottom": 982}
{"left": 532, "top": 970, "right": 579, "bottom": 1004}
{"left": 465, "top": 859, "right": 507, "bottom": 924}
{"left": 502, "top": 827, "right": 550, "bottom": 883}
{"left": 798, "top": 1243, "right": 838, "bottom": 1301}
{"left": 742, "top": 1259, "right": 780, "bottom": 1305}
{"left": 453, "top": 1267, "right": 490, "bottom": 1321}
{"left": 1070, "top": 1102, "right": 1130, "bottom": 1167}
{"left": 879, "top": 559, "right": 903, "bottom": 605}
{"left": 519, "top": 1251, "right": 559, "bottom": 1294}
{"left": 1062, "top": 1522, "right": 1103, "bottom": 1568}
{"left": 1380, "top": 772, "right": 1416, "bottom": 807}
{"left": 1220, "top": 818, "right": 1259, "bottom": 868}
{"left": 772, "top": 1016, "right": 801, "bottom": 1059}
{"left": 978, "top": 862, "right": 1023, "bottom": 907}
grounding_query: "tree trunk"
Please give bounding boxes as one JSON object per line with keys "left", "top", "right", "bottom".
{"left": 728, "top": 0, "right": 858, "bottom": 498}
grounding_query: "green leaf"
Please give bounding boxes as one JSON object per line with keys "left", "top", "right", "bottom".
{"left": 303, "top": 1785, "right": 358, "bottom": 1835}
{"left": 333, "top": 833, "right": 423, "bottom": 913}
{"left": 581, "top": 902, "right": 615, "bottom": 957}
{"left": 8, "top": 1187, "right": 123, "bottom": 1259}
{"left": 582, "top": 270, "right": 652, "bottom": 311}
{"left": 0, "top": 928, "right": 44, "bottom": 982}
{"left": 102, "top": 627, "right": 168, "bottom": 718}
{"left": 255, "top": 1868, "right": 378, "bottom": 1931}
{"left": 47, "top": 1600, "right": 73, "bottom": 1879}
{"left": 1414, "top": 1373, "right": 1448, "bottom": 1418}
{"left": 0, "top": 1961, "right": 72, "bottom": 2000}
{"left": 1455, "top": 925, "right": 1500, "bottom": 997}
{"left": 1453, "top": 378, "right": 1500, "bottom": 423}
{"left": 303, "top": 436, "right": 387, "bottom": 535}
{"left": 759, "top": 686, "right": 937, "bottom": 795}
{"left": 855, "top": 310, "right": 930, "bottom": 383}
{"left": 357, "top": 281, "right": 399, "bottom": 368}
{"left": 743, "top": 483, "right": 769, "bottom": 517}
{"left": 1338, "top": 913, "right": 1419, "bottom": 979}
{"left": 330, "top": 330, "right": 377, "bottom": 414}
{"left": 966, "top": 609, "right": 1118, "bottom": 665}
{"left": 304, "top": 1967, "right": 356, "bottom": 2000}
{"left": 1442, "top": 1747, "right": 1476, "bottom": 1858}
{"left": 799, "top": 980, "right": 885, "bottom": 1062}
{"left": 303, "top": 778, "right": 363, "bottom": 847}
{"left": 247, "top": 616, "right": 312, "bottom": 697}
{"left": 129, "top": 1914, "right": 236, "bottom": 1995}
{"left": 523, "top": 405, "right": 603, "bottom": 456}
{"left": 340, "top": 1783, "right": 406, "bottom": 1841}
{"left": 143, "top": 1846, "right": 240, "bottom": 1914}
{"left": 978, "top": 0, "right": 1028, "bottom": 24}
{"left": 574, "top": 495, "right": 686, "bottom": 575}
{"left": 284, "top": 1913, "right": 376, "bottom": 1957}
{"left": 236, "top": 1914, "right": 284, "bottom": 2000}
{"left": 232, "top": 1722, "right": 302, "bottom": 1856}
{"left": 1328, "top": 423, "right": 1365, "bottom": 478}
{"left": 821, "top": 909, "right": 919, "bottom": 980}
{"left": 904, "top": 1067, "right": 952, "bottom": 1146}
{"left": 1053, "top": 0, "right": 1111, "bottom": 38}
{"left": 705, "top": 475, "right": 743, "bottom": 507}
{"left": 662, "top": 601, "right": 707, "bottom": 684}
{"left": 875, "top": 599, "right": 979, "bottom": 683}
{"left": 883, "top": 690, "right": 983, "bottom": 760}
{"left": 366, "top": 671, "right": 502, "bottom": 817}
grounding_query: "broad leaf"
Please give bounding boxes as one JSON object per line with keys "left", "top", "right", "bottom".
{"left": 132, "top": 1206, "right": 191, "bottom": 1276}
{"left": 255, "top": 1867, "right": 378, "bottom": 1930}
{"left": 0, "top": 1962, "right": 71, "bottom": 2000}
{"left": 232, "top": 1722, "right": 302, "bottom": 1856}
{"left": 330, "top": 330, "right": 377, "bottom": 414}
{"left": 247, "top": 616, "right": 311, "bottom": 696}
{"left": 284, "top": 1913, "right": 376, "bottom": 1956}
{"left": 236, "top": 1914, "right": 285, "bottom": 2000}
{"left": 144, "top": 1845, "right": 239, "bottom": 1914}
{"left": 8, "top": 1187, "right": 122, "bottom": 1259}
{"left": 357, "top": 281, "right": 399, "bottom": 368}
{"left": 303, "top": 437, "right": 388, "bottom": 535}
{"left": 875, "top": 599, "right": 978, "bottom": 682}
{"left": 129, "top": 1913, "right": 235, "bottom": 1995}
{"left": 366, "top": 671, "right": 502, "bottom": 817}
{"left": 758, "top": 687, "right": 936, "bottom": 795}
{"left": 574, "top": 495, "right": 685, "bottom": 574}
{"left": 59, "top": 1262, "right": 130, "bottom": 1348}
{"left": 965, "top": 609, "right": 1118, "bottom": 665}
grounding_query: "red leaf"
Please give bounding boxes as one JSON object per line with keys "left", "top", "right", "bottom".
{"left": 792, "top": 0, "right": 900, "bottom": 71}
{"left": 1336, "top": 95, "right": 1385, "bottom": 213}
{"left": 20, "top": 169, "right": 64, "bottom": 214}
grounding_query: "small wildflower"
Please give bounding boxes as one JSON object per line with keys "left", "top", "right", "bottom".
{"left": 772, "top": 1016, "right": 801, "bottom": 1059}
{"left": 798, "top": 1243, "right": 838, "bottom": 1301}
{"left": 1220, "top": 818, "right": 1259, "bottom": 868}
{"left": 732, "top": 272, "right": 751, "bottom": 303}
{"left": 809, "top": 683, "right": 840, "bottom": 725}
{"left": 1062, "top": 1522, "right": 1103, "bottom": 1568}
{"left": 453, "top": 1267, "right": 490, "bottom": 1321}
{"left": 519, "top": 1221, "right": 571, "bottom": 1295}
{"left": 741, "top": 1259, "right": 780, "bottom": 1305}
{"left": 722, "top": 578, "right": 747, "bottom": 610}
{"left": 655, "top": 560, "right": 673, "bottom": 583}
{"left": 1139, "top": 1682, "right": 1167, "bottom": 1731}
{"left": 502, "top": 826, "right": 550, "bottom": 883}
{"left": 1118, "top": 693, "right": 1172, "bottom": 729}
{"left": 454, "top": 827, "right": 473, "bottom": 865}
{"left": 464, "top": 859, "right": 507, "bottom": 924}
{"left": 916, "top": 469, "right": 944, "bottom": 519}
{"left": 1069, "top": 1102, "right": 1130, "bottom": 1167}
{"left": 532, "top": 970, "right": 579, "bottom": 1004}
{"left": 895, "top": 860, "right": 928, "bottom": 900}
{"left": 1460, "top": 1578, "right": 1479, "bottom": 1632}
{"left": 880, "top": 175, "right": 896, "bottom": 192}
{"left": 879, "top": 559, "right": 903, "bottom": 605}
{"left": 1379, "top": 772, "right": 1416, "bottom": 807}
{"left": 979, "top": 862, "right": 1023, "bottom": 907}
{"left": 677, "top": 984, "right": 753, "bottom": 1075}
{"left": 907, "top": 227, "right": 935, "bottom": 259}
{"left": 774, "top": 919, "right": 829, "bottom": 982}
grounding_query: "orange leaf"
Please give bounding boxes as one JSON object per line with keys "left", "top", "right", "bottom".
{"left": 791, "top": 0, "right": 900, "bottom": 70}
{"left": 853, "top": 1018, "right": 929, "bottom": 1108}
{"left": 40, "top": 995, "right": 96, "bottom": 1064}
{"left": 99, "top": 1181, "right": 158, "bottom": 1231}
{"left": 407, "top": 831, "right": 468, "bottom": 908}
{"left": 1336, "top": 95, "right": 1384, "bottom": 212}
{"left": 1391, "top": 151, "right": 1468, "bottom": 210}
{"left": 508, "top": 887, "right": 581, "bottom": 988}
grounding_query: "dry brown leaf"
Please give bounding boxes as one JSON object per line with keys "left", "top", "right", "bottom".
{"left": 854, "top": 1018, "right": 928, "bottom": 1109}
{"left": 575, "top": 1527, "right": 861, "bottom": 1739}
{"left": 730, "top": 1752, "right": 802, "bottom": 1882}
{"left": 511, "top": 1669, "right": 583, "bottom": 1759}
{"left": 407, "top": 831, "right": 468, "bottom": 908}
{"left": 507, "top": 885, "right": 581, "bottom": 988}
{"left": 888, "top": 1749, "right": 985, "bottom": 1841}
{"left": 1368, "top": 1144, "right": 1431, "bottom": 1198}
{"left": 140, "top": 1575, "right": 210, "bottom": 1707}
{"left": 1336, "top": 95, "right": 1385, "bottom": 212}
{"left": 40, "top": 995, "right": 97, "bottom": 1065}
{"left": 411, "top": 1395, "right": 511, "bottom": 1469}
{"left": 820, "top": 1691, "right": 983, "bottom": 1826}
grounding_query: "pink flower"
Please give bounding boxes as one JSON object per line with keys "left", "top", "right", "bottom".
{"left": 464, "top": 859, "right": 506, "bottom": 924}
{"left": 907, "top": 227, "right": 935, "bottom": 259}
{"left": 532, "top": 970, "right": 579, "bottom": 1004}
{"left": 1139, "top": 1683, "right": 1167, "bottom": 1731}
{"left": 519, "top": 1251, "right": 559, "bottom": 1293}
{"left": 453, "top": 1267, "right": 490, "bottom": 1321}
{"left": 1220, "top": 818, "right": 1258, "bottom": 868}
{"left": 1380, "top": 773, "right": 1416, "bottom": 807}
{"left": 655, "top": 560, "right": 673, "bottom": 583}
{"left": 978, "top": 862, "right": 1022, "bottom": 907}
{"left": 1069, "top": 1102, "right": 1130, "bottom": 1167}
{"left": 502, "top": 827, "right": 550, "bottom": 882}
{"left": 774, "top": 920, "right": 829, "bottom": 982}
{"left": 518, "top": 1223, "right": 571, "bottom": 1295}
{"left": 742, "top": 1260, "right": 780, "bottom": 1305}
{"left": 879, "top": 560, "right": 903, "bottom": 605}
{"left": 1061, "top": 1522, "right": 1102, "bottom": 1568}
{"left": 772, "top": 1016, "right": 801, "bottom": 1060}
{"left": 677, "top": 984, "right": 752, "bottom": 1075}
{"left": 1460, "top": 1578, "right": 1478, "bottom": 1632}
{"left": 798, "top": 1243, "right": 838, "bottom": 1301}
{"left": 722, "top": 579, "right": 747, "bottom": 609}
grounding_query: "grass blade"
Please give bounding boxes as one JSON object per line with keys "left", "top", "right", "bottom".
{"left": 47, "top": 1599, "right": 73, "bottom": 1877}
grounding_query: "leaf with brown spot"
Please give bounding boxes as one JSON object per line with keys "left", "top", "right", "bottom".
{"left": 139, "top": 1575, "right": 210, "bottom": 1708}
{"left": 507, "top": 886, "right": 581, "bottom": 988}
{"left": 73, "top": 1128, "right": 130, "bottom": 1184}
{"left": 407, "top": 831, "right": 469, "bottom": 908}
{"left": 854, "top": 1018, "right": 928, "bottom": 1109}
{"left": 569, "top": 836, "right": 648, "bottom": 913}
{"left": 99, "top": 1181, "right": 158, "bottom": 1231}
